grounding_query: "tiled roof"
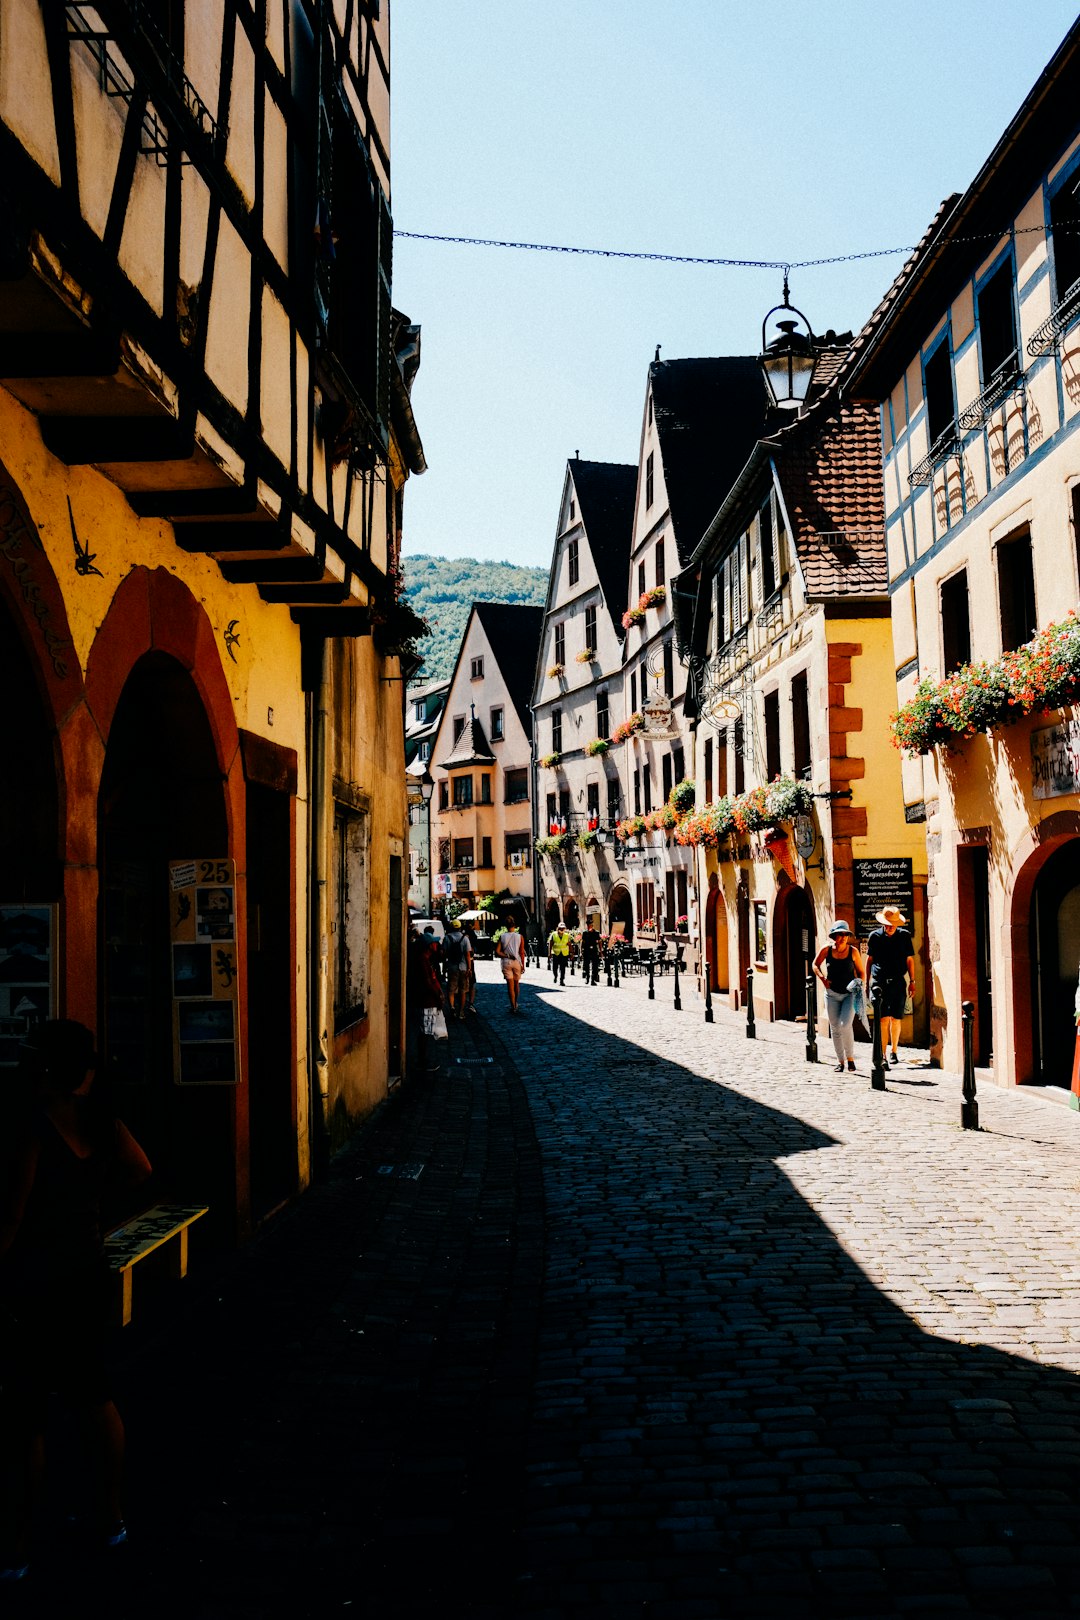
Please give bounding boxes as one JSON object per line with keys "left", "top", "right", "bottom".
{"left": 650, "top": 357, "right": 770, "bottom": 564}
{"left": 443, "top": 713, "right": 496, "bottom": 767}
{"left": 474, "top": 601, "right": 544, "bottom": 738}
{"left": 569, "top": 459, "right": 636, "bottom": 626}
{"left": 770, "top": 392, "right": 887, "bottom": 599}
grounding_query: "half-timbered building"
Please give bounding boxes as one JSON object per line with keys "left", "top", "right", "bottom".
{"left": 0, "top": 0, "right": 424, "bottom": 1243}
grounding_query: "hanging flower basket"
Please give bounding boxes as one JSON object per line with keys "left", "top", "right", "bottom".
{"left": 611, "top": 712, "right": 645, "bottom": 744}
{"left": 576, "top": 648, "right": 596, "bottom": 664}
{"left": 540, "top": 752, "right": 561, "bottom": 769}
{"left": 585, "top": 737, "right": 611, "bottom": 757}
{"left": 547, "top": 663, "right": 565, "bottom": 680}
{"left": 621, "top": 606, "right": 646, "bottom": 629}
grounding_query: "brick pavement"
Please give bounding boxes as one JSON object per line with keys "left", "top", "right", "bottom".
{"left": 17, "top": 962, "right": 1080, "bottom": 1618}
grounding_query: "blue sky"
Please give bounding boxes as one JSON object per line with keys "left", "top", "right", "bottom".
{"left": 391, "top": 2, "right": 1078, "bottom": 566}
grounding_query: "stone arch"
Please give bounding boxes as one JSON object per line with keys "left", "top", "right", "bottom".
{"left": 1008, "top": 812, "right": 1080, "bottom": 1087}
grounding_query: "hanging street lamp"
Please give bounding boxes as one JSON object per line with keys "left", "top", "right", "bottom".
{"left": 760, "top": 272, "right": 816, "bottom": 411}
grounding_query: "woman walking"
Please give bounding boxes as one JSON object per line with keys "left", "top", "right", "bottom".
{"left": 813, "top": 921, "right": 866, "bottom": 1073}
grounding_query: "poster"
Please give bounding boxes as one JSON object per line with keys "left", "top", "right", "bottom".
{"left": 169, "top": 858, "right": 241, "bottom": 1086}
{"left": 852, "top": 858, "right": 914, "bottom": 942}
{"left": 754, "top": 900, "right": 768, "bottom": 965}
{"left": 0, "top": 905, "right": 55, "bottom": 1068}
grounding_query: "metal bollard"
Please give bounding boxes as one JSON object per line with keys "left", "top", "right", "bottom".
{"left": 961, "top": 999, "right": 980, "bottom": 1130}
{"left": 613, "top": 952, "right": 620, "bottom": 990}
{"left": 648, "top": 955, "right": 655, "bottom": 1000}
{"left": 870, "top": 982, "right": 887, "bottom": 1090}
{"left": 704, "top": 966, "right": 714, "bottom": 1025}
{"left": 605, "top": 950, "right": 612, "bottom": 988}
{"left": 745, "top": 967, "right": 756, "bottom": 1039}
{"left": 673, "top": 954, "right": 682, "bottom": 1012}
{"left": 805, "top": 972, "right": 818, "bottom": 1064}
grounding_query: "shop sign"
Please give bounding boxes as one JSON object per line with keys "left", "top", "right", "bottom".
{"left": 1032, "top": 718, "right": 1080, "bottom": 800}
{"left": 793, "top": 815, "right": 816, "bottom": 860}
{"left": 852, "top": 857, "right": 914, "bottom": 942}
{"left": 169, "top": 857, "right": 241, "bottom": 1086}
{"left": 624, "top": 851, "right": 662, "bottom": 868}
{"left": 641, "top": 689, "right": 678, "bottom": 739}
{"left": 434, "top": 873, "right": 452, "bottom": 896}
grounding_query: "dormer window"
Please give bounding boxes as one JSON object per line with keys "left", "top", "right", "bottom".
{"left": 413, "top": 701, "right": 424, "bottom": 722}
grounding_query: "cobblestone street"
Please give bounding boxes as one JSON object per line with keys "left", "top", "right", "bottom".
{"left": 33, "top": 963, "right": 1080, "bottom": 1618}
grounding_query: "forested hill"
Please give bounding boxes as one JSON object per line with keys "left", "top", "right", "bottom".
{"left": 402, "top": 553, "right": 549, "bottom": 684}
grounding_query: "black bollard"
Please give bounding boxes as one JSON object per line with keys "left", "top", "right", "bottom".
{"left": 704, "top": 965, "right": 714, "bottom": 1024}
{"left": 805, "top": 972, "right": 818, "bottom": 1064}
{"left": 745, "top": 967, "right": 756, "bottom": 1039}
{"left": 961, "top": 999, "right": 980, "bottom": 1130}
{"left": 673, "top": 954, "right": 682, "bottom": 1012}
{"left": 870, "top": 982, "right": 887, "bottom": 1090}
{"left": 648, "top": 955, "right": 655, "bottom": 1000}
{"left": 592, "top": 958, "right": 600, "bottom": 986}
{"left": 605, "top": 949, "right": 612, "bottom": 988}
{"left": 613, "top": 951, "right": 620, "bottom": 990}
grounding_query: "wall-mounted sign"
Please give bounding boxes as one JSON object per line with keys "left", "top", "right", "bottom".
{"left": 793, "top": 815, "right": 816, "bottom": 860}
{"left": 852, "top": 857, "right": 914, "bottom": 943}
{"left": 754, "top": 900, "right": 768, "bottom": 966}
{"left": 0, "top": 904, "right": 56, "bottom": 1068}
{"left": 641, "top": 689, "right": 678, "bottom": 739}
{"left": 1032, "top": 718, "right": 1080, "bottom": 800}
{"left": 169, "top": 858, "right": 241, "bottom": 1086}
{"left": 434, "top": 873, "right": 452, "bottom": 897}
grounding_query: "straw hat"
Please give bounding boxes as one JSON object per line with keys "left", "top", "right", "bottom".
{"left": 875, "top": 906, "right": 908, "bottom": 927}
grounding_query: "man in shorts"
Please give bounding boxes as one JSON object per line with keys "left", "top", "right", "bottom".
{"left": 498, "top": 914, "right": 526, "bottom": 1014}
{"left": 865, "top": 905, "right": 915, "bottom": 1065}
{"left": 442, "top": 918, "right": 472, "bottom": 1021}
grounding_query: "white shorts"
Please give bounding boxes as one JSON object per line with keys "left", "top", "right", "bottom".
{"left": 501, "top": 959, "right": 523, "bottom": 981}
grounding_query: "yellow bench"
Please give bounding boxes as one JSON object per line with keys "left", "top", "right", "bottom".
{"left": 104, "top": 1203, "right": 208, "bottom": 1326}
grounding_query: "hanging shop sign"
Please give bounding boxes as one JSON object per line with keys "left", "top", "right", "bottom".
{"left": 793, "top": 814, "right": 816, "bottom": 860}
{"left": 169, "top": 858, "right": 241, "bottom": 1086}
{"left": 1031, "top": 717, "right": 1080, "bottom": 800}
{"left": 852, "top": 857, "right": 914, "bottom": 942}
{"left": 434, "top": 873, "right": 452, "bottom": 897}
{"left": 0, "top": 904, "right": 56, "bottom": 1068}
{"left": 641, "top": 689, "right": 678, "bottom": 739}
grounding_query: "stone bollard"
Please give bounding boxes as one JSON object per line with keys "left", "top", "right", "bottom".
{"left": 961, "top": 999, "right": 980, "bottom": 1130}
{"left": 870, "top": 983, "right": 887, "bottom": 1090}
{"left": 805, "top": 971, "right": 818, "bottom": 1065}
{"left": 745, "top": 967, "right": 756, "bottom": 1039}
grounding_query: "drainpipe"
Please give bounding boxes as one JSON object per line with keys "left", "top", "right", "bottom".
{"left": 309, "top": 635, "right": 331, "bottom": 1171}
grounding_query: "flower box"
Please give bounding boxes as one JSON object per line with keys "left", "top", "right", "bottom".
{"left": 575, "top": 648, "right": 596, "bottom": 664}
{"left": 547, "top": 663, "right": 565, "bottom": 679}
{"left": 540, "top": 752, "right": 561, "bottom": 769}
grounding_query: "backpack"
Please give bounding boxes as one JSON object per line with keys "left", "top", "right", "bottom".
{"left": 444, "top": 931, "right": 467, "bottom": 970}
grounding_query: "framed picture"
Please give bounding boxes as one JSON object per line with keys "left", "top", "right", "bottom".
{"left": 0, "top": 904, "right": 57, "bottom": 1068}
{"left": 754, "top": 900, "right": 768, "bottom": 966}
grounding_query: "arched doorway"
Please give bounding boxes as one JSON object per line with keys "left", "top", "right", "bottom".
{"left": 705, "top": 875, "right": 729, "bottom": 993}
{"left": 773, "top": 881, "right": 816, "bottom": 1020}
{"left": 544, "top": 896, "right": 561, "bottom": 936}
{"left": 564, "top": 896, "right": 580, "bottom": 928}
{"left": 0, "top": 595, "right": 62, "bottom": 1060}
{"left": 99, "top": 652, "right": 234, "bottom": 1231}
{"left": 608, "top": 884, "right": 633, "bottom": 943}
{"left": 1030, "top": 838, "right": 1080, "bottom": 1086}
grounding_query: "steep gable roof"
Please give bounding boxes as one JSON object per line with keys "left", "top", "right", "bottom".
{"left": 650, "top": 357, "right": 770, "bottom": 564}
{"left": 771, "top": 396, "right": 887, "bottom": 598}
{"left": 443, "top": 713, "right": 496, "bottom": 767}
{"left": 474, "top": 601, "right": 544, "bottom": 738}
{"left": 569, "top": 458, "right": 637, "bottom": 625}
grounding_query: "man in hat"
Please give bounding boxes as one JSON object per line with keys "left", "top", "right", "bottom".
{"left": 865, "top": 905, "right": 915, "bottom": 1066}
{"left": 548, "top": 922, "right": 571, "bottom": 986}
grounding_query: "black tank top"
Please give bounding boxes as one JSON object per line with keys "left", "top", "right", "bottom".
{"left": 825, "top": 948, "right": 856, "bottom": 993}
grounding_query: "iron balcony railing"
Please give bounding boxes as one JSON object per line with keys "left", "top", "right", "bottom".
{"left": 1027, "top": 275, "right": 1080, "bottom": 359}
{"left": 957, "top": 351, "right": 1023, "bottom": 431}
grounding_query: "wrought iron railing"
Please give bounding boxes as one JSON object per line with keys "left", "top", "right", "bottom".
{"left": 908, "top": 426, "right": 962, "bottom": 489}
{"left": 1027, "top": 275, "right": 1080, "bottom": 358}
{"left": 957, "top": 351, "right": 1023, "bottom": 431}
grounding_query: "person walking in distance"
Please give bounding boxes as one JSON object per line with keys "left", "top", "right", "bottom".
{"left": 865, "top": 905, "right": 915, "bottom": 1066}
{"left": 580, "top": 918, "right": 601, "bottom": 986}
{"left": 462, "top": 920, "right": 479, "bottom": 1016}
{"left": 549, "top": 922, "right": 571, "bottom": 986}
{"left": 498, "top": 914, "right": 526, "bottom": 1014}
{"left": 442, "top": 917, "right": 472, "bottom": 1022}
{"left": 813, "top": 921, "right": 866, "bottom": 1073}
{"left": 0, "top": 1021, "right": 152, "bottom": 1582}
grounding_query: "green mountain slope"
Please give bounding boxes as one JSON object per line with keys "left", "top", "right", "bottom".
{"left": 403, "top": 554, "right": 549, "bottom": 684}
